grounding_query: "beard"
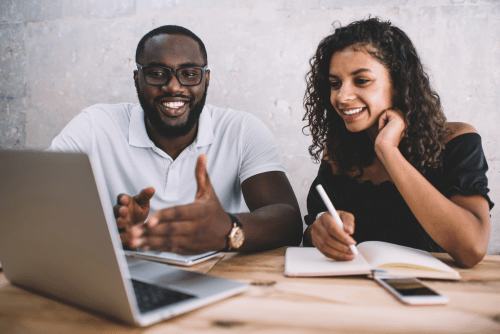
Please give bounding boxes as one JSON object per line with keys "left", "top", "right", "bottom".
{"left": 137, "top": 86, "right": 207, "bottom": 139}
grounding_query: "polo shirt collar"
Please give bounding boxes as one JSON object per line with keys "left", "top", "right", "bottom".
{"left": 194, "top": 105, "right": 214, "bottom": 148}
{"left": 128, "top": 104, "right": 214, "bottom": 148}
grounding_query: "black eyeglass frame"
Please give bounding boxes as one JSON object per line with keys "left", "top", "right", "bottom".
{"left": 136, "top": 63, "right": 209, "bottom": 87}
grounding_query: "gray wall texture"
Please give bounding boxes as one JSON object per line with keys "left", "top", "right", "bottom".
{"left": 1, "top": 0, "right": 499, "bottom": 254}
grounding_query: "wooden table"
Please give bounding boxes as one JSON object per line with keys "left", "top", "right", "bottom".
{"left": 1, "top": 248, "right": 499, "bottom": 333}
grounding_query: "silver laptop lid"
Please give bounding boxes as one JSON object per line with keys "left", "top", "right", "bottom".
{"left": 0, "top": 150, "right": 249, "bottom": 326}
{"left": 0, "top": 150, "right": 137, "bottom": 324}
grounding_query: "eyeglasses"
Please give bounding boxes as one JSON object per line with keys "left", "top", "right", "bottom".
{"left": 136, "top": 63, "right": 208, "bottom": 87}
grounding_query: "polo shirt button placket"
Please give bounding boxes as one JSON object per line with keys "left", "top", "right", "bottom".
{"left": 164, "top": 159, "right": 171, "bottom": 194}
{"left": 167, "top": 161, "right": 179, "bottom": 198}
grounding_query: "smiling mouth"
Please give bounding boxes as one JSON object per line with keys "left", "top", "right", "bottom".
{"left": 162, "top": 101, "right": 186, "bottom": 109}
{"left": 341, "top": 107, "right": 365, "bottom": 115}
{"left": 158, "top": 100, "right": 190, "bottom": 117}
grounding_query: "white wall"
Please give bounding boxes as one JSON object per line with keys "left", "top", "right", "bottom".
{"left": 1, "top": 0, "right": 499, "bottom": 253}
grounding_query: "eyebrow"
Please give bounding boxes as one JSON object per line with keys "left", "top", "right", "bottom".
{"left": 351, "top": 68, "right": 371, "bottom": 75}
{"left": 329, "top": 68, "right": 372, "bottom": 78}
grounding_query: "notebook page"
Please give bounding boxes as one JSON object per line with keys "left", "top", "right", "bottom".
{"left": 357, "top": 241, "right": 457, "bottom": 274}
{"left": 284, "top": 247, "right": 372, "bottom": 277}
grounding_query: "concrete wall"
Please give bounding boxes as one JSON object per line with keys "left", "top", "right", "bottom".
{"left": 1, "top": 0, "right": 499, "bottom": 254}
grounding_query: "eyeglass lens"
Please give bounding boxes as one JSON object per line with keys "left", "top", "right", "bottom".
{"left": 142, "top": 67, "right": 203, "bottom": 86}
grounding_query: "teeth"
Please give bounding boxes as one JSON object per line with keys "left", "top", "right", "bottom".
{"left": 163, "top": 101, "right": 186, "bottom": 109}
{"left": 342, "top": 107, "right": 364, "bottom": 115}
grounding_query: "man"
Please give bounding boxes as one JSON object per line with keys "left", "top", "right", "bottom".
{"left": 48, "top": 25, "right": 303, "bottom": 254}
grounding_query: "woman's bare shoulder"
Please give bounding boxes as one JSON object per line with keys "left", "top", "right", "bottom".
{"left": 445, "top": 122, "right": 478, "bottom": 143}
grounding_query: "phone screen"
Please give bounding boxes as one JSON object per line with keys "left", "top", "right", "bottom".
{"left": 381, "top": 278, "right": 439, "bottom": 296}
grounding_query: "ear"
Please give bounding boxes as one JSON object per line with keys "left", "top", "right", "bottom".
{"left": 133, "top": 70, "right": 139, "bottom": 89}
{"left": 205, "top": 69, "right": 210, "bottom": 89}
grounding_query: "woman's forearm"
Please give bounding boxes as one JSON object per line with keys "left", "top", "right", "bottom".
{"left": 376, "top": 146, "right": 490, "bottom": 267}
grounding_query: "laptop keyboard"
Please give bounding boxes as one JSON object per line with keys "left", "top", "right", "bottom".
{"left": 131, "top": 279, "right": 196, "bottom": 314}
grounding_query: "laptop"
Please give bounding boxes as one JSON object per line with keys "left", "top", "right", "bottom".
{"left": 0, "top": 149, "right": 248, "bottom": 326}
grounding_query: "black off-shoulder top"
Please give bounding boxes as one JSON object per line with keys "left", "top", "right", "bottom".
{"left": 304, "top": 133, "right": 494, "bottom": 252}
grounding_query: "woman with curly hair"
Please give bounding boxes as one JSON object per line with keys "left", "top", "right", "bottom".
{"left": 302, "top": 17, "right": 493, "bottom": 268}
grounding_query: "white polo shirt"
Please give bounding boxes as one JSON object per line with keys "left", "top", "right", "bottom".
{"left": 48, "top": 103, "right": 284, "bottom": 215}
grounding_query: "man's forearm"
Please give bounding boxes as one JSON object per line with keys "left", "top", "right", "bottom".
{"left": 234, "top": 203, "right": 303, "bottom": 252}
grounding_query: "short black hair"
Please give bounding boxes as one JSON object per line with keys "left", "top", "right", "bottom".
{"left": 135, "top": 25, "right": 207, "bottom": 65}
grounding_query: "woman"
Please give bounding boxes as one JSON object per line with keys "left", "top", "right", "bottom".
{"left": 302, "top": 17, "right": 493, "bottom": 268}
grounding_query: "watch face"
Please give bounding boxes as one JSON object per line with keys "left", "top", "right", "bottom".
{"left": 230, "top": 227, "right": 245, "bottom": 249}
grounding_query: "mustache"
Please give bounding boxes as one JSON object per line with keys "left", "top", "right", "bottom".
{"left": 154, "top": 94, "right": 193, "bottom": 103}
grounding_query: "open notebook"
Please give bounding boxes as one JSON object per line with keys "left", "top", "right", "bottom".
{"left": 284, "top": 241, "right": 460, "bottom": 280}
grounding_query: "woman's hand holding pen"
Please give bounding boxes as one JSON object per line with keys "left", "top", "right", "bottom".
{"left": 309, "top": 210, "right": 357, "bottom": 261}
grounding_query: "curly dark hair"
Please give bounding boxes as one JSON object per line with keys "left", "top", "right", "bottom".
{"left": 303, "top": 17, "right": 448, "bottom": 176}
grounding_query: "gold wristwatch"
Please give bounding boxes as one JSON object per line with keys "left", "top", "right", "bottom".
{"left": 226, "top": 213, "right": 245, "bottom": 251}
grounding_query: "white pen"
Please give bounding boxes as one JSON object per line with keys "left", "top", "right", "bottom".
{"left": 316, "top": 184, "right": 358, "bottom": 256}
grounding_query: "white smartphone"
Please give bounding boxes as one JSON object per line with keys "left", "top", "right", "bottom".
{"left": 374, "top": 276, "right": 449, "bottom": 305}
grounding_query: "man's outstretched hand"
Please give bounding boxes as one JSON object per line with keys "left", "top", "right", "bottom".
{"left": 113, "top": 186, "right": 155, "bottom": 248}
{"left": 127, "top": 154, "right": 232, "bottom": 254}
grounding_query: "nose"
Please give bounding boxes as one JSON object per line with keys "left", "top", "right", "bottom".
{"left": 336, "top": 82, "right": 355, "bottom": 104}
{"left": 161, "top": 72, "right": 185, "bottom": 94}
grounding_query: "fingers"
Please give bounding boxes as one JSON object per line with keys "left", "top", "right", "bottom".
{"left": 127, "top": 221, "right": 207, "bottom": 254}
{"left": 312, "top": 235, "right": 355, "bottom": 261}
{"left": 131, "top": 159, "right": 226, "bottom": 254}
{"left": 311, "top": 212, "right": 356, "bottom": 261}
{"left": 195, "top": 154, "right": 212, "bottom": 200}
{"left": 135, "top": 235, "right": 204, "bottom": 255}
{"left": 338, "top": 211, "right": 355, "bottom": 235}
{"left": 113, "top": 203, "right": 127, "bottom": 219}
{"left": 133, "top": 198, "right": 227, "bottom": 253}
{"left": 114, "top": 194, "right": 131, "bottom": 229}
{"left": 117, "top": 193, "right": 130, "bottom": 206}
{"left": 147, "top": 202, "right": 204, "bottom": 228}
{"left": 115, "top": 188, "right": 154, "bottom": 212}
{"left": 322, "top": 212, "right": 356, "bottom": 244}
{"left": 378, "top": 108, "right": 404, "bottom": 131}
{"left": 389, "top": 107, "right": 404, "bottom": 118}
{"left": 142, "top": 220, "right": 199, "bottom": 238}
{"left": 144, "top": 203, "right": 209, "bottom": 251}
{"left": 114, "top": 193, "right": 130, "bottom": 218}
{"left": 120, "top": 230, "right": 133, "bottom": 248}
{"left": 114, "top": 189, "right": 154, "bottom": 247}
{"left": 134, "top": 187, "right": 155, "bottom": 206}
{"left": 375, "top": 109, "right": 406, "bottom": 152}
{"left": 378, "top": 110, "right": 389, "bottom": 132}
{"left": 115, "top": 212, "right": 130, "bottom": 229}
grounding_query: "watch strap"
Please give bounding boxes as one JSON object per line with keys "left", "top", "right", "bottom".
{"left": 227, "top": 212, "right": 242, "bottom": 228}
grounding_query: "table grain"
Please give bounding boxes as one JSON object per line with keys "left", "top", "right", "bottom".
{"left": 1, "top": 248, "right": 499, "bottom": 333}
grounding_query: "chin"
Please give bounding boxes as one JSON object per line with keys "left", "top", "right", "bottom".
{"left": 158, "top": 107, "right": 191, "bottom": 126}
{"left": 344, "top": 123, "right": 366, "bottom": 133}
